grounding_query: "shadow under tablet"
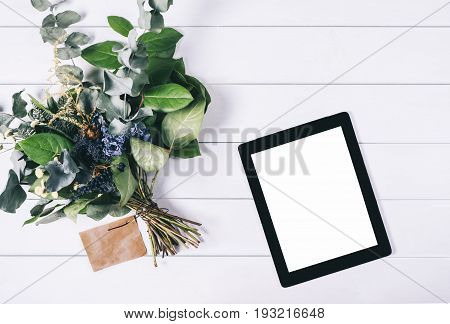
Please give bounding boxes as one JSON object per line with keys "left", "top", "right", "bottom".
{"left": 239, "top": 112, "right": 391, "bottom": 287}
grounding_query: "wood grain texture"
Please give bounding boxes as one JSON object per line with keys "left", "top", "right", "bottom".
{"left": 0, "top": 28, "right": 450, "bottom": 84}
{"left": 1, "top": 0, "right": 450, "bottom": 27}
{"left": 0, "top": 257, "right": 448, "bottom": 303}
{"left": 0, "top": 200, "right": 449, "bottom": 258}
{"left": 0, "top": 0, "right": 448, "bottom": 304}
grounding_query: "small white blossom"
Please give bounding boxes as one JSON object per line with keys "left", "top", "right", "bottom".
{"left": 6, "top": 136, "right": 15, "bottom": 143}
{"left": 35, "top": 168, "right": 44, "bottom": 178}
{"left": 34, "top": 186, "right": 45, "bottom": 197}
{"left": 51, "top": 192, "right": 58, "bottom": 199}
{"left": 31, "top": 120, "right": 39, "bottom": 128}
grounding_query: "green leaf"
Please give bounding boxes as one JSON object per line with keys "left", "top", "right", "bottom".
{"left": 56, "top": 10, "right": 81, "bottom": 28}
{"left": 107, "top": 16, "right": 134, "bottom": 37}
{"left": 0, "top": 170, "right": 27, "bottom": 213}
{"left": 12, "top": 90, "right": 27, "bottom": 118}
{"left": 63, "top": 198, "right": 94, "bottom": 222}
{"left": 35, "top": 209, "right": 66, "bottom": 225}
{"left": 161, "top": 98, "right": 206, "bottom": 149}
{"left": 131, "top": 138, "right": 169, "bottom": 172}
{"left": 147, "top": 57, "right": 178, "bottom": 85}
{"left": 55, "top": 65, "right": 83, "bottom": 85}
{"left": 109, "top": 205, "right": 131, "bottom": 217}
{"left": 111, "top": 155, "right": 137, "bottom": 206}
{"left": 31, "top": 0, "right": 51, "bottom": 12}
{"left": 23, "top": 216, "right": 40, "bottom": 226}
{"left": 65, "top": 32, "right": 90, "bottom": 46}
{"left": 17, "top": 133, "right": 73, "bottom": 165}
{"left": 171, "top": 139, "right": 201, "bottom": 158}
{"left": 85, "top": 195, "right": 118, "bottom": 220}
{"left": 81, "top": 41, "right": 123, "bottom": 69}
{"left": 28, "top": 94, "right": 52, "bottom": 115}
{"left": 144, "top": 83, "right": 193, "bottom": 113}
{"left": 138, "top": 28, "right": 182, "bottom": 58}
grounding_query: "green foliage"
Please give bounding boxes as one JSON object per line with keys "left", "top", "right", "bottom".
{"left": 111, "top": 155, "right": 137, "bottom": 206}
{"left": 131, "top": 138, "right": 169, "bottom": 172}
{"left": 17, "top": 133, "right": 73, "bottom": 165}
{"left": 138, "top": 28, "right": 182, "bottom": 58}
{"left": 12, "top": 90, "right": 27, "bottom": 118}
{"left": 31, "top": 0, "right": 51, "bottom": 12}
{"left": 144, "top": 83, "right": 193, "bottom": 113}
{"left": 162, "top": 98, "right": 206, "bottom": 149}
{"left": 81, "top": 41, "right": 123, "bottom": 69}
{"left": 171, "top": 139, "right": 201, "bottom": 158}
{"left": 0, "top": 170, "right": 27, "bottom": 213}
{"left": 64, "top": 198, "right": 95, "bottom": 222}
{"left": 108, "top": 16, "right": 134, "bottom": 37}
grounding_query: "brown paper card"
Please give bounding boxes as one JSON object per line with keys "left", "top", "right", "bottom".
{"left": 79, "top": 216, "right": 147, "bottom": 272}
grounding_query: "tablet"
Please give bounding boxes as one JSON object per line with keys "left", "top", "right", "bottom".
{"left": 238, "top": 112, "right": 391, "bottom": 287}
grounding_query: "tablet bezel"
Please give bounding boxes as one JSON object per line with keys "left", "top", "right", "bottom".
{"left": 238, "top": 112, "right": 392, "bottom": 287}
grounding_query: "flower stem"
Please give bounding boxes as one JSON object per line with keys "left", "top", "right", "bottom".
{"left": 126, "top": 195, "right": 202, "bottom": 267}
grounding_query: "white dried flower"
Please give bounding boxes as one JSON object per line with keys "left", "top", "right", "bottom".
{"left": 34, "top": 186, "right": 45, "bottom": 197}
{"left": 35, "top": 168, "right": 44, "bottom": 178}
{"left": 6, "top": 136, "right": 15, "bottom": 143}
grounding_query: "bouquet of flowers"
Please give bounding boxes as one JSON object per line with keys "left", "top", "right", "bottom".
{"left": 0, "top": 0, "right": 210, "bottom": 266}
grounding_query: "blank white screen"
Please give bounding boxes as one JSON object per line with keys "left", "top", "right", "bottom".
{"left": 251, "top": 127, "right": 378, "bottom": 272}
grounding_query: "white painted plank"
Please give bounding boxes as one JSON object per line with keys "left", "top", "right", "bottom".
{"left": 0, "top": 143, "right": 449, "bottom": 199}
{"left": 1, "top": 28, "right": 450, "bottom": 84}
{"left": 0, "top": 257, "right": 448, "bottom": 303}
{"left": 2, "top": 85, "right": 450, "bottom": 143}
{"left": 0, "top": 199, "right": 449, "bottom": 257}
{"left": 1, "top": 0, "right": 450, "bottom": 27}
{"left": 154, "top": 143, "right": 450, "bottom": 200}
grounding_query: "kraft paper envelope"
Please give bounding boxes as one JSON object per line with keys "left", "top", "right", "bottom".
{"left": 79, "top": 216, "right": 147, "bottom": 272}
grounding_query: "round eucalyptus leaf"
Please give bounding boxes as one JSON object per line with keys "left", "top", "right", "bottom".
{"left": 55, "top": 65, "right": 84, "bottom": 85}
{"left": 148, "top": 0, "right": 173, "bottom": 12}
{"left": 150, "top": 10, "right": 164, "bottom": 32}
{"left": 42, "top": 14, "right": 56, "bottom": 27}
{"left": 57, "top": 46, "right": 82, "bottom": 60}
{"left": 31, "top": 0, "right": 51, "bottom": 12}
{"left": 66, "top": 32, "right": 90, "bottom": 47}
{"left": 40, "top": 27, "right": 67, "bottom": 45}
{"left": 56, "top": 10, "right": 81, "bottom": 28}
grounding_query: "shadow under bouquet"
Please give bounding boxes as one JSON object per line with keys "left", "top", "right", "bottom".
{"left": 0, "top": 0, "right": 210, "bottom": 266}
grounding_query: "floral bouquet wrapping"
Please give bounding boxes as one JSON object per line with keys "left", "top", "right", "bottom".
{"left": 0, "top": 0, "right": 210, "bottom": 267}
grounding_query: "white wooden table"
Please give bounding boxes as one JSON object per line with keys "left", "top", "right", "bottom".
{"left": 0, "top": 0, "right": 449, "bottom": 303}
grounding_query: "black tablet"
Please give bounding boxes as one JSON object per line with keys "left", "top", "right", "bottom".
{"left": 238, "top": 112, "right": 391, "bottom": 287}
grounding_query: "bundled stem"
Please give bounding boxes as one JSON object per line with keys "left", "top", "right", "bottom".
{"left": 127, "top": 169, "right": 202, "bottom": 267}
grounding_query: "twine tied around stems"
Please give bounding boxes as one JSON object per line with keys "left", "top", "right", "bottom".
{"left": 126, "top": 196, "right": 202, "bottom": 267}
